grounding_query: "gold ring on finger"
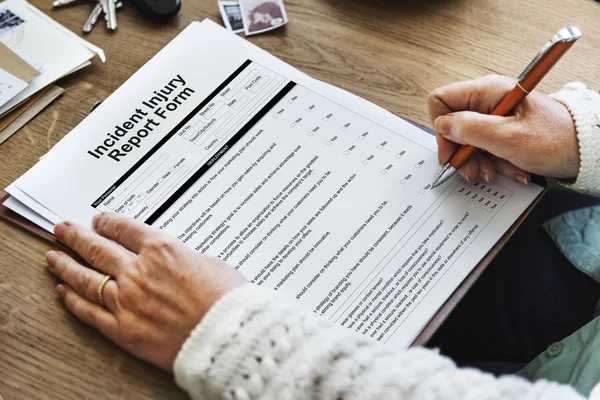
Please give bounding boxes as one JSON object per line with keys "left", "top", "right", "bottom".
{"left": 97, "top": 275, "right": 112, "bottom": 308}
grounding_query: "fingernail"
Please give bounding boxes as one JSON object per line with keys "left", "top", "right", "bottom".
{"left": 462, "top": 172, "right": 471, "bottom": 183}
{"left": 46, "top": 251, "right": 59, "bottom": 267}
{"left": 517, "top": 175, "right": 529, "bottom": 185}
{"left": 54, "top": 221, "right": 70, "bottom": 239}
{"left": 56, "top": 284, "right": 66, "bottom": 298}
{"left": 434, "top": 115, "right": 452, "bottom": 136}
{"left": 482, "top": 173, "right": 490, "bottom": 183}
{"left": 92, "top": 213, "right": 103, "bottom": 231}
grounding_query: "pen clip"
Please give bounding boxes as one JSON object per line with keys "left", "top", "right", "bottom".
{"left": 518, "top": 26, "right": 581, "bottom": 82}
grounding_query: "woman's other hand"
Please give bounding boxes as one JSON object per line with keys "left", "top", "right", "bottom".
{"left": 428, "top": 74, "right": 580, "bottom": 184}
{"left": 46, "top": 212, "right": 247, "bottom": 372}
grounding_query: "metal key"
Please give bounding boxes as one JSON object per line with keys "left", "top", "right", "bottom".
{"left": 100, "top": 0, "right": 118, "bottom": 30}
{"left": 82, "top": 3, "right": 102, "bottom": 33}
{"left": 107, "top": 0, "right": 118, "bottom": 30}
{"left": 83, "top": 1, "right": 122, "bottom": 34}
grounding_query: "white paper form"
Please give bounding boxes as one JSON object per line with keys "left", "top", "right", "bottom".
{"left": 8, "top": 20, "right": 543, "bottom": 349}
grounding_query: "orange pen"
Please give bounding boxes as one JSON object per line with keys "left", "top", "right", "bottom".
{"left": 431, "top": 26, "right": 581, "bottom": 189}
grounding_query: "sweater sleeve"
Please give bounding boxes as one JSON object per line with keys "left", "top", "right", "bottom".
{"left": 174, "top": 284, "right": 583, "bottom": 400}
{"left": 549, "top": 83, "right": 600, "bottom": 196}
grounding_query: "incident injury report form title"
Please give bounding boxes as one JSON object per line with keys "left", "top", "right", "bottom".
{"left": 7, "top": 20, "right": 543, "bottom": 348}
{"left": 86, "top": 74, "right": 195, "bottom": 163}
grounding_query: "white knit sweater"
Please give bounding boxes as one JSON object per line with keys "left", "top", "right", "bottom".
{"left": 174, "top": 84, "right": 600, "bottom": 400}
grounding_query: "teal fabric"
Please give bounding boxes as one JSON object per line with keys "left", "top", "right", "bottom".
{"left": 516, "top": 205, "right": 600, "bottom": 396}
{"left": 543, "top": 205, "right": 600, "bottom": 282}
{"left": 517, "top": 317, "right": 600, "bottom": 397}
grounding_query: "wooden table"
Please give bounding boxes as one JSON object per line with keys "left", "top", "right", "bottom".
{"left": 1, "top": 0, "right": 599, "bottom": 398}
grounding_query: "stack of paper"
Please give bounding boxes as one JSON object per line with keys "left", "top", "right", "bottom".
{"left": 0, "top": 0, "right": 104, "bottom": 143}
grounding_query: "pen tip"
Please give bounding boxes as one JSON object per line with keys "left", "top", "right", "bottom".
{"left": 431, "top": 164, "right": 458, "bottom": 189}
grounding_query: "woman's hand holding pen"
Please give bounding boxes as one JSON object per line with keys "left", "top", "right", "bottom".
{"left": 428, "top": 74, "right": 581, "bottom": 184}
{"left": 46, "top": 212, "right": 247, "bottom": 372}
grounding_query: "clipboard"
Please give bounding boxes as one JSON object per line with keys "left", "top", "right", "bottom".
{"left": 0, "top": 119, "right": 548, "bottom": 346}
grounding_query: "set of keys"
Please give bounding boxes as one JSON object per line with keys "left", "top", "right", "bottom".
{"left": 53, "top": 0, "right": 120, "bottom": 33}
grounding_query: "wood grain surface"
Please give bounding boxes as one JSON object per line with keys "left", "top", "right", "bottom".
{"left": 1, "top": 0, "right": 599, "bottom": 398}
